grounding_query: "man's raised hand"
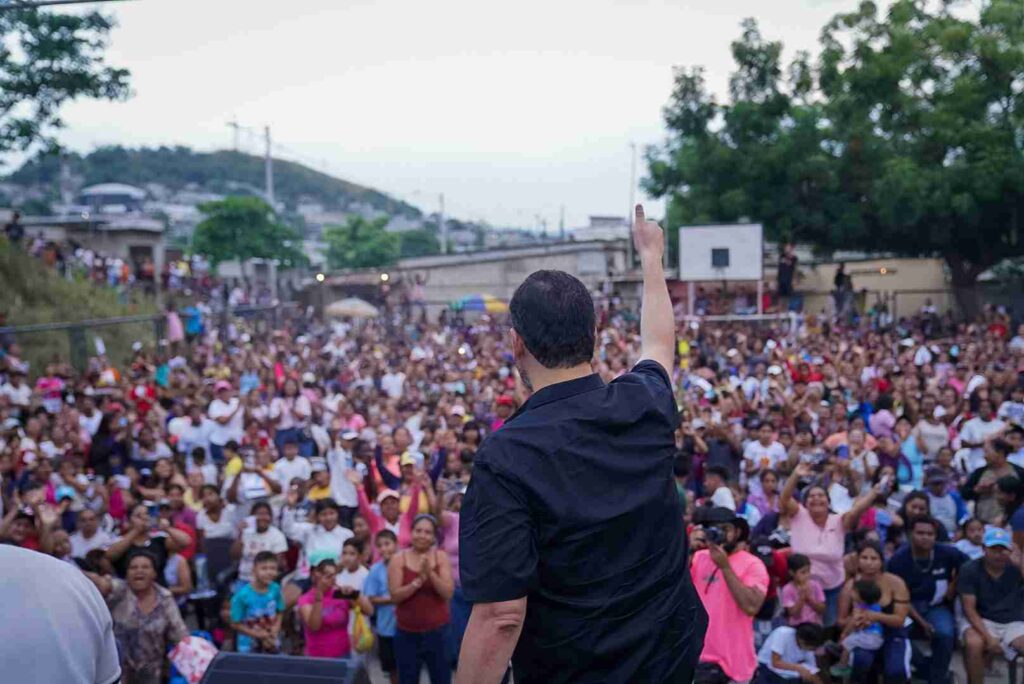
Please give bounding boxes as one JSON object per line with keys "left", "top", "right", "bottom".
{"left": 633, "top": 204, "right": 664, "bottom": 264}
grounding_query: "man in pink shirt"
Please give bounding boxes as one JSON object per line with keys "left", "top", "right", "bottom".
{"left": 691, "top": 507, "right": 769, "bottom": 683}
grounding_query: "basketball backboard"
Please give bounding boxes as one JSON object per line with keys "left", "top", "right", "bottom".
{"left": 678, "top": 223, "right": 763, "bottom": 281}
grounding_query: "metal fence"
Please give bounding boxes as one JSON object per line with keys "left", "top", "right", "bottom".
{"left": 0, "top": 303, "right": 299, "bottom": 372}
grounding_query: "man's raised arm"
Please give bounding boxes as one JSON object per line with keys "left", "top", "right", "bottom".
{"left": 634, "top": 204, "right": 674, "bottom": 373}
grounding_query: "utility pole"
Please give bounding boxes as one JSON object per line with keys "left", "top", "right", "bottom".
{"left": 559, "top": 204, "right": 566, "bottom": 242}
{"left": 227, "top": 119, "right": 240, "bottom": 152}
{"left": 627, "top": 141, "right": 636, "bottom": 269}
{"left": 264, "top": 125, "right": 275, "bottom": 208}
{"left": 439, "top": 193, "right": 447, "bottom": 254}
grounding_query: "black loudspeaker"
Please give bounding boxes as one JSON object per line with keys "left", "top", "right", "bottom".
{"left": 199, "top": 652, "right": 370, "bottom": 684}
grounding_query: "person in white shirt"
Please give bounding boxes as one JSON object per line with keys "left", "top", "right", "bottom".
{"left": 229, "top": 501, "right": 288, "bottom": 583}
{"left": 326, "top": 431, "right": 366, "bottom": 526}
{"left": 998, "top": 386, "right": 1024, "bottom": 427}
{"left": 380, "top": 367, "right": 406, "bottom": 400}
{"left": 172, "top": 405, "right": 213, "bottom": 461}
{"left": 78, "top": 396, "right": 103, "bottom": 437}
{"left": 959, "top": 400, "right": 1006, "bottom": 473}
{"left": 744, "top": 422, "right": 787, "bottom": 495}
{"left": 756, "top": 623, "right": 826, "bottom": 681}
{"left": 273, "top": 439, "right": 312, "bottom": 490}
{"left": 704, "top": 465, "right": 736, "bottom": 510}
{"left": 207, "top": 381, "right": 244, "bottom": 464}
{"left": 1, "top": 368, "right": 31, "bottom": 416}
{"left": 69, "top": 509, "right": 113, "bottom": 559}
{"left": 195, "top": 485, "right": 237, "bottom": 545}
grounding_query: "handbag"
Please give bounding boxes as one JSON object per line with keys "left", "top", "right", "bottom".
{"left": 351, "top": 604, "right": 375, "bottom": 654}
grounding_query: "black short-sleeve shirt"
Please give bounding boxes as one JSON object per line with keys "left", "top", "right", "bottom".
{"left": 887, "top": 543, "right": 967, "bottom": 605}
{"left": 957, "top": 557, "right": 1024, "bottom": 624}
{"left": 460, "top": 360, "right": 707, "bottom": 683}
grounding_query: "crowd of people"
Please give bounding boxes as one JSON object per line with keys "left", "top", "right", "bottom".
{"left": 1, "top": 261, "right": 1024, "bottom": 683}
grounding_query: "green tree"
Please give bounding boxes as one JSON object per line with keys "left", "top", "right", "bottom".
{"left": 324, "top": 215, "right": 399, "bottom": 270}
{"left": 192, "top": 197, "right": 306, "bottom": 269}
{"left": 398, "top": 228, "right": 440, "bottom": 258}
{"left": 646, "top": 0, "right": 1024, "bottom": 317}
{"left": 1, "top": 8, "right": 130, "bottom": 159}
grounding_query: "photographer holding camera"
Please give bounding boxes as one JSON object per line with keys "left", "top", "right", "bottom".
{"left": 691, "top": 506, "right": 769, "bottom": 683}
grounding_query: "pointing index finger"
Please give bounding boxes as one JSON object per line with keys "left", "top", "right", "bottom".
{"left": 634, "top": 204, "right": 645, "bottom": 225}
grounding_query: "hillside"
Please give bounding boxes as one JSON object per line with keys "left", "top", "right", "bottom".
{"left": 0, "top": 238, "right": 159, "bottom": 374}
{"left": 6, "top": 146, "right": 421, "bottom": 218}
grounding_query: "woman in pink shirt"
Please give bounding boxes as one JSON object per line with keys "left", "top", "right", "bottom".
{"left": 780, "top": 462, "right": 879, "bottom": 626}
{"left": 297, "top": 558, "right": 351, "bottom": 658}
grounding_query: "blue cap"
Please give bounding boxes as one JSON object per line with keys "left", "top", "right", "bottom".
{"left": 983, "top": 527, "right": 1012, "bottom": 549}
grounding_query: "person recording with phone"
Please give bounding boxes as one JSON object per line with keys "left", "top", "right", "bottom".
{"left": 690, "top": 506, "right": 769, "bottom": 683}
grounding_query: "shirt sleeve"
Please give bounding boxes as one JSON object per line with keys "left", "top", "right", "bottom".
{"left": 780, "top": 583, "right": 796, "bottom": 608}
{"left": 625, "top": 359, "right": 679, "bottom": 425}
{"left": 957, "top": 563, "right": 978, "bottom": 597}
{"left": 230, "top": 588, "right": 247, "bottom": 623}
{"left": 164, "top": 595, "right": 190, "bottom": 644}
{"left": 459, "top": 459, "right": 536, "bottom": 603}
{"left": 740, "top": 555, "right": 771, "bottom": 594}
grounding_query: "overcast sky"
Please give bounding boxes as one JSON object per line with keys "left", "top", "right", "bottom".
{"left": 53, "top": 0, "right": 870, "bottom": 229}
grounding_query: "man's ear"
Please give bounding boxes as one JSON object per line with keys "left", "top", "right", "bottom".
{"left": 509, "top": 328, "right": 525, "bottom": 358}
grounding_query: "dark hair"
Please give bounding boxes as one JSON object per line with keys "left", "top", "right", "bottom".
{"left": 853, "top": 579, "right": 882, "bottom": 605}
{"left": 375, "top": 529, "right": 397, "bottom": 544}
{"left": 253, "top": 550, "right": 278, "bottom": 566}
{"left": 191, "top": 447, "right": 206, "bottom": 461}
{"left": 167, "top": 483, "right": 185, "bottom": 494}
{"left": 991, "top": 438, "right": 1012, "bottom": 458}
{"left": 342, "top": 538, "right": 361, "bottom": 552}
{"left": 875, "top": 394, "right": 894, "bottom": 412}
{"left": 759, "top": 469, "right": 778, "bottom": 482}
{"left": 200, "top": 484, "right": 220, "bottom": 497}
{"left": 909, "top": 516, "right": 938, "bottom": 534}
{"left": 857, "top": 540, "right": 885, "bottom": 562}
{"left": 787, "top": 553, "right": 811, "bottom": 574}
{"left": 997, "top": 476, "right": 1023, "bottom": 518}
{"left": 898, "top": 490, "right": 930, "bottom": 520}
{"left": 314, "top": 498, "right": 340, "bottom": 516}
{"left": 509, "top": 270, "right": 595, "bottom": 368}
{"left": 250, "top": 501, "right": 273, "bottom": 516}
{"left": 705, "top": 465, "right": 730, "bottom": 481}
{"left": 795, "top": 622, "right": 827, "bottom": 648}
{"left": 126, "top": 549, "right": 159, "bottom": 573}
{"left": 413, "top": 513, "right": 437, "bottom": 531}
{"left": 314, "top": 558, "right": 337, "bottom": 572}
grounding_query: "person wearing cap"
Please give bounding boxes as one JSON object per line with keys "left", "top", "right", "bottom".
{"left": 887, "top": 516, "right": 968, "bottom": 684}
{"left": 325, "top": 430, "right": 364, "bottom": 528}
{"left": 690, "top": 506, "right": 768, "bottom": 683}
{"left": 490, "top": 394, "right": 515, "bottom": 432}
{"left": 958, "top": 526, "right": 1024, "bottom": 684}
{"left": 458, "top": 208, "right": 705, "bottom": 683}
{"left": 207, "top": 380, "right": 243, "bottom": 465}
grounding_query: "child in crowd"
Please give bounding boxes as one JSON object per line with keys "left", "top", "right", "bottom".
{"left": 755, "top": 622, "right": 826, "bottom": 683}
{"left": 780, "top": 554, "right": 825, "bottom": 626}
{"left": 297, "top": 558, "right": 352, "bottom": 658}
{"left": 831, "top": 579, "right": 884, "bottom": 678}
{"left": 230, "top": 550, "right": 285, "bottom": 653}
{"left": 364, "top": 529, "right": 399, "bottom": 684}
{"left": 954, "top": 518, "right": 986, "bottom": 560}
{"left": 337, "top": 538, "right": 369, "bottom": 594}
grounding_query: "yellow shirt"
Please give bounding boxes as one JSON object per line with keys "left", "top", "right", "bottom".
{"left": 307, "top": 484, "right": 332, "bottom": 501}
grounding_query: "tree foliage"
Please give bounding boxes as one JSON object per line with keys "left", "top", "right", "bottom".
{"left": 192, "top": 197, "right": 306, "bottom": 268}
{"left": 0, "top": 8, "right": 130, "bottom": 159}
{"left": 646, "top": 0, "right": 1024, "bottom": 313}
{"left": 324, "top": 215, "right": 400, "bottom": 270}
{"left": 398, "top": 228, "right": 441, "bottom": 258}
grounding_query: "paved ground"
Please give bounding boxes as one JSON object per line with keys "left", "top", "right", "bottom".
{"left": 361, "top": 649, "right": 1016, "bottom": 683}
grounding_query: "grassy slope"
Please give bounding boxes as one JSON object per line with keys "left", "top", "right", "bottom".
{"left": 0, "top": 238, "right": 158, "bottom": 374}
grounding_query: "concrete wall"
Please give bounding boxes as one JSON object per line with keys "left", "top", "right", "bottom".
{"left": 391, "top": 241, "right": 627, "bottom": 315}
{"left": 798, "top": 257, "right": 951, "bottom": 318}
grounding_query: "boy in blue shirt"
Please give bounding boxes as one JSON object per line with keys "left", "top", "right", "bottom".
{"left": 363, "top": 529, "right": 398, "bottom": 683}
{"left": 831, "top": 579, "right": 884, "bottom": 678}
{"left": 230, "top": 551, "right": 285, "bottom": 653}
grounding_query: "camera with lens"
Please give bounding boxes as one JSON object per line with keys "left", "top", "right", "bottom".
{"left": 703, "top": 526, "right": 726, "bottom": 545}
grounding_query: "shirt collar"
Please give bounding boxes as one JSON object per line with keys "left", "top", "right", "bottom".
{"left": 510, "top": 372, "right": 605, "bottom": 420}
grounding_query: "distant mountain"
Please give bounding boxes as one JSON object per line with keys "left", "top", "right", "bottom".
{"left": 6, "top": 145, "right": 421, "bottom": 218}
